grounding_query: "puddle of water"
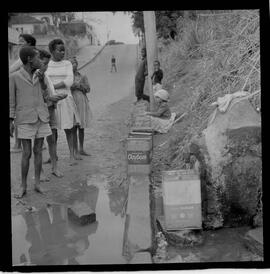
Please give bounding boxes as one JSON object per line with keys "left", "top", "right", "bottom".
{"left": 153, "top": 196, "right": 262, "bottom": 262}
{"left": 12, "top": 178, "right": 129, "bottom": 265}
{"left": 166, "top": 226, "right": 257, "bottom": 262}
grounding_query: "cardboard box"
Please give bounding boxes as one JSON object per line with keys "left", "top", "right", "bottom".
{"left": 162, "top": 169, "right": 202, "bottom": 230}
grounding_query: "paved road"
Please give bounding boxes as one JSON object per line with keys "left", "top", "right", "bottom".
{"left": 80, "top": 44, "right": 138, "bottom": 115}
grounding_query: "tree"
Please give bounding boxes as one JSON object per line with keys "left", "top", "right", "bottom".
{"left": 128, "top": 10, "right": 197, "bottom": 40}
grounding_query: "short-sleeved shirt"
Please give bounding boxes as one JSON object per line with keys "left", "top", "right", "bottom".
{"left": 151, "top": 69, "right": 163, "bottom": 84}
{"left": 154, "top": 101, "right": 171, "bottom": 119}
{"left": 111, "top": 57, "right": 116, "bottom": 64}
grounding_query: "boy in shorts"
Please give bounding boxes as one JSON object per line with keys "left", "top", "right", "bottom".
{"left": 10, "top": 46, "right": 52, "bottom": 198}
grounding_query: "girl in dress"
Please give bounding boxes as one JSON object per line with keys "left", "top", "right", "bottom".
{"left": 46, "top": 39, "right": 81, "bottom": 165}
{"left": 70, "top": 57, "right": 93, "bottom": 156}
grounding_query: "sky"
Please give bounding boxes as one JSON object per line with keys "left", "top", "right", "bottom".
{"left": 75, "top": 12, "right": 139, "bottom": 45}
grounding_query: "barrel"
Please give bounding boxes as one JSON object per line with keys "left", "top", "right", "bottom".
{"left": 162, "top": 169, "right": 202, "bottom": 230}
{"left": 127, "top": 133, "right": 153, "bottom": 175}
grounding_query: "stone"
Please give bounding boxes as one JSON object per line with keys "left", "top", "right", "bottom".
{"left": 244, "top": 227, "right": 263, "bottom": 257}
{"left": 156, "top": 216, "right": 204, "bottom": 247}
{"left": 188, "top": 98, "right": 262, "bottom": 229}
{"left": 68, "top": 201, "right": 96, "bottom": 225}
{"left": 129, "top": 252, "right": 152, "bottom": 264}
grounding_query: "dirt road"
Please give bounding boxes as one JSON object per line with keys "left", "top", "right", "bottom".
{"left": 11, "top": 44, "right": 138, "bottom": 265}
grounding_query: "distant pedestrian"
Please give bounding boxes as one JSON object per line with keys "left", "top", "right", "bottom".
{"left": 9, "top": 34, "right": 37, "bottom": 153}
{"left": 37, "top": 49, "right": 67, "bottom": 178}
{"left": 10, "top": 46, "right": 52, "bottom": 198}
{"left": 111, "top": 55, "right": 117, "bottom": 72}
{"left": 70, "top": 57, "right": 93, "bottom": 156}
{"left": 135, "top": 47, "right": 149, "bottom": 103}
{"left": 46, "top": 39, "right": 81, "bottom": 166}
{"left": 145, "top": 89, "right": 176, "bottom": 133}
{"left": 151, "top": 60, "right": 163, "bottom": 92}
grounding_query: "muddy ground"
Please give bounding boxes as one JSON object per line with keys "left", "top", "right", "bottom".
{"left": 10, "top": 92, "right": 133, "bottom": 217}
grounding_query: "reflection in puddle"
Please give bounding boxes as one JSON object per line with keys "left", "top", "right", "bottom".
{"left": 12, "top": 180, "right": 128, "bottom": 265}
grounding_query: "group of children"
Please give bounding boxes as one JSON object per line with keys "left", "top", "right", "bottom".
{"left": 9, "top": 34, "right": 92, "bottom": 198}
{"left": 135, "top": 47, "right": 176, "bottom": 133}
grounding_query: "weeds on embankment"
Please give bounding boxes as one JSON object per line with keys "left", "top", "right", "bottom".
{"left": 159, "top": 10, "right": 260, "bottom": 134}
{"left": 156, "top": 10, "right": 260, "bottom": 168}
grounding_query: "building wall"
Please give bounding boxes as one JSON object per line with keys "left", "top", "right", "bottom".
{"left": 31, "top": 14, "right": 53, "bottom": 25}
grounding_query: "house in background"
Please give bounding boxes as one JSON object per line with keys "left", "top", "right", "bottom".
{"left": 9, "top": 14, "right": 46, "bottom": 35}
{"left": 59, "top": 19, "right": 99, "bottom": 46}
{"left": 28, "top": 13, "right": 54, "bottom": 25}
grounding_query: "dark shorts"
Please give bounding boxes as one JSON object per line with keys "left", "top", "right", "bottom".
{"left": 135, "top": 78, "right": 145, "bottom": 97}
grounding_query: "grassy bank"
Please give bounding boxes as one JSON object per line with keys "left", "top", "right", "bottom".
{"left": 156, "top": 9, "right": 260, "bottom": 169}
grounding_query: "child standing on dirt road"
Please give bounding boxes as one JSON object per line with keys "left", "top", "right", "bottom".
{"left": 46, "top": 39, "right": 81, "bottom": 166}
{"left": 70, "top": 57, "right": 93, "bottom": 157}
{"left": 135, "top": 47, "right": 149, "bottom": 103}
{"left": 9, "top": 34, "right": 37, "bottom": 154}
{"left": 10, "top": 46, "right": 52, "bottom": 198}
{"left": 37, "top": 49, "right": 67, "bottom": 179}
{"left": 145, "top": 89, "right": 176, "bottom": 133}
{"left": 111, "top": 55, "right": 117, "bottom": 72}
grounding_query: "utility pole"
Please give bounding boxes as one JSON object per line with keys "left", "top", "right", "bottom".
{"left": 143, "top": 11, "right": 158, "bottom": 111}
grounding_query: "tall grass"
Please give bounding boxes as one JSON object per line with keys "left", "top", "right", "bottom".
{"left": 160, "top": 10, "right": 260, "bottom": 134}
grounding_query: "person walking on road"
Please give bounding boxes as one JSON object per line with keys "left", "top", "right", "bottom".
{"left": 38, "top": 49, "right": 67, "bottom": 178}
{"left": 10, "top": 46, "right": 52, "bottom": 198}
{"left": 135, "top": 47, "right": 149, "bottom": 103}
{"left": 70, "top": 57, "right": 92, "bottom": 156}
{"left": 111, "top": 55, "right": 117, "bottom": 72}
{"left": 46, "top": 39, "right": 81, "bottom": 166}
{"left": 9, "top": 34, "right": 37, "bottom": 154}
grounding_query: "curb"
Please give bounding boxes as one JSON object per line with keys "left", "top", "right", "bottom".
{"left": 78, "top": 44, "right": 107, "bottom": 71}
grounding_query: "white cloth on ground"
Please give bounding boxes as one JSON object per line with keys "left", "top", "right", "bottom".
{"left": 151, "top": 112, "right": 176, "bottom": 133}
{"left": 211, "top": 91, "right": 249, "bottom": 113}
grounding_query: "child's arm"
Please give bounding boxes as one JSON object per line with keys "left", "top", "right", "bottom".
{"left": 54, "top": 61, "right": 74, "bottom": 89}
{"left": 79, "top": 75, "right": 91, "bottom": 93}
{"left": 146, "top": 103, "right": 168, "bottom": 117}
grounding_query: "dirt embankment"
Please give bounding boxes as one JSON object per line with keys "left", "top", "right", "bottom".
{"left": 151, "top": 9, "right": 261, "bottom": 229}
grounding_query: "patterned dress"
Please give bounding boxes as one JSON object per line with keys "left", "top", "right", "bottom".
{"left": 70, "top": 71, "right": 92, "bottom": 128}
{"left": 46, "top": 60, "right": 80, "bottom": 129}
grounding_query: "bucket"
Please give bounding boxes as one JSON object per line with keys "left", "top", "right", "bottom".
{"left": 127, "top": 133, "right": 153, "bottom": 175}
{"left": 162, "top": 169, "right": 202, "bottom": 230}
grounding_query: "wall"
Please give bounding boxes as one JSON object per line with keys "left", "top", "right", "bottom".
{"left": 12, "top": 24, "right": 34, "bottom": 34}
{"left": 31, "top": 14, "right": 53, "bottom": 25}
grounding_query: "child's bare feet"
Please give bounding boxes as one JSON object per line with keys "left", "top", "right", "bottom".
{"left": 14, "top": 187, "right": 27, "bottom": 199}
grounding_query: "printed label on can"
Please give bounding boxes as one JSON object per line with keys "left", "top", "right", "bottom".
{"left": 127, "top": 151, "right": 150, "bottom": 164}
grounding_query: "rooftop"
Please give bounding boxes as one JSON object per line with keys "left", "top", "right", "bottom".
{"left": 10, "top": 14, "right": 43, "bottom": 25}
